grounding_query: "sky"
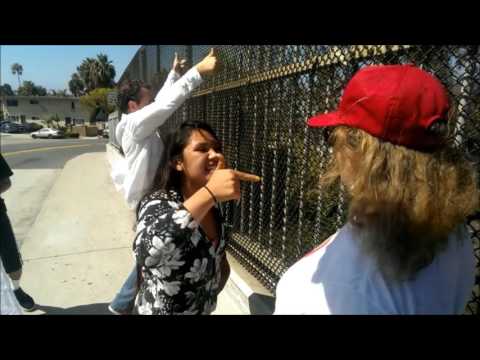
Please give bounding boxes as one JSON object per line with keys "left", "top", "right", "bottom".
{"left": 0, "top": 45, "right": 141, "bottom": 92}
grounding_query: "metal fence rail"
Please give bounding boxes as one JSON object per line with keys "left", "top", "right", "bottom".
{"left": 112, "top": 45, "right": 480, "bottom": 314}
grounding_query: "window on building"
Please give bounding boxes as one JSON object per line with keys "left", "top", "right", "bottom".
{"left": 71, "top": 101, "right": 75, "bottom": 110}
{"left": 30, "top": 99, "right": 39, "bottom": 105}
{"left": 7, "top": 99, "right": 18, "bottom": 107}
{"left": 65, "top": 117, "right": 71, "bottom": 125}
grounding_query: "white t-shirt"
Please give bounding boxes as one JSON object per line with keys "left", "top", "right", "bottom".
{"left": 114, "top": 67, "right": 203, "bottom": 209}
{"left": 274, "top": 223, "right": 475, "bottom": 315}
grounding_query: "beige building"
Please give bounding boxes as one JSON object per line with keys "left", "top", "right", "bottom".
{"left": 0, "top": 95, "right": 91, "bottom": 126}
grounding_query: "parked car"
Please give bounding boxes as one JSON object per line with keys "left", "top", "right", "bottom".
{"left": 0, "top": 123, "right": 10, "bottom": 133}
{"left": 0, "top": 122, "right": 26, "bottom": 133}
{"left": 24, "top": 122, "right": 43, "bottom": 132}
{"left": 31, "top": 128, "right": 65, "bottom": 139}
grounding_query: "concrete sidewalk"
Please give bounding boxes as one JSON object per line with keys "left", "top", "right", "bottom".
{"left": 19, "top": 151, "right": 257, "bottom": 315}
{"left": 19, "top": 152, "right": 134, "bottom": 314}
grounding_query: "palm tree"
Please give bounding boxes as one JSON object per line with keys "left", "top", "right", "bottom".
{"left": 69, "top": 73, "right": 85, "bottom": 96}
{"left": 95, "top": 53, "right": 116, "bottom": 88}
{"left": 77, "top": 54, "right": 116, "bottom": 92}
{"left": 77, "top": 57, "right": 96, "bottom": 92}
{"left": 11, "top": 63, "right": 23, "bottom": 89}
{"left": 0, "top": 83, "right": 14, "bottom": 96}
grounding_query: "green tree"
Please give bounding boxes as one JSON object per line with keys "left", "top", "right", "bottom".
{"left": 76, "top": 54, "right": 116, "bottom": 92}
{"left": 68, "top": 73, "right": 85, "bottom": 96}
{"left": 79, "top": 88, "right": 116, "bottom": 123}
{"left": 11, "top": 63, "right": 23, "bottom": 89}
{"left": 77, "top": 57, "right": 96, "bottom": 92}
{"left": 94, "top": 53, "right": 116, "bottom": 88}
{"left": 17, "top": 81, "right": 35, "bottom": 96}
{"left": 0, "top": 83, "right": 14, "bottom": 96}
{"left": 48, "top": 89, "right": 68, "bottom": 96}
{"left": 17, "top": 81, "right": 48, "bottom": 96}
{"left": 34, "top": 85, "right": 47, "bottom": 96}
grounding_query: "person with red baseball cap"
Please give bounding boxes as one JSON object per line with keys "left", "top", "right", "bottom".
{"left": 274, "top": 64, "right": 479, "bottom": 314}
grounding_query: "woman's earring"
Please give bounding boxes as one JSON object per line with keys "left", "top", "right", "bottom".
{"left": 172, "top": 160, "right": 183, "bottom": 172}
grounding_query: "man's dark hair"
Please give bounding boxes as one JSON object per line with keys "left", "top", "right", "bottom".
{"left": 117, "top": 80, "right": 152, "bottom": 114}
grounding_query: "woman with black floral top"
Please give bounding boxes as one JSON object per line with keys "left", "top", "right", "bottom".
{"left": 133, "top": 120, "right": 260, "bottom": 315}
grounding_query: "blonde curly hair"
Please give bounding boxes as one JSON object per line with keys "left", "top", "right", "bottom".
{"left": 321, "top": 125, "right": 479, "bottom": 280}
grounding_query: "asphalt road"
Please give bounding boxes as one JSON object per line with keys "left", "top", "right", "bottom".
{"left": 1, "top": 135, "right": 108, "bottom": 169}
{"left": 0, "top": 133, "right": 109, "bottom": 247}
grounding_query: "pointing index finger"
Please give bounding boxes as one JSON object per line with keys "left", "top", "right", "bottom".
{"left": 234, "top": 170, "right": 261, "bottom": 183}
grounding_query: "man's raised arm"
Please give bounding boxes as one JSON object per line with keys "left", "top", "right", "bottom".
{"left": 130, "top": 49, "right": 219, "bottom": 142}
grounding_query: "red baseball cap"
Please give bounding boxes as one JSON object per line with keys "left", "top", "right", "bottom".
{"left": 307, "top": 64, "right": 450, "bottom": 151}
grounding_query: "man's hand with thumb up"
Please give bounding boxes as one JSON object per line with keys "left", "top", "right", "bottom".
{"left": 195, "top": 48, "right": 220, "bottom": 78}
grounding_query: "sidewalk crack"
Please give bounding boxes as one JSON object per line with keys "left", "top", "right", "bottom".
{"left": 23, "top": 246, "right": 131, "bottom": 262}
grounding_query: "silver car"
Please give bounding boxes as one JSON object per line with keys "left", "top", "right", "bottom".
{"left": 31, "top": 128, "right": 65, "bottom": 139}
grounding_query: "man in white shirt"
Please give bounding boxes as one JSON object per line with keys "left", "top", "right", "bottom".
{"left": 274, "top": 64, "right": 478, "bottom": 315}
{"left": 109, "top": 49, "right": 219, "bottom": 314}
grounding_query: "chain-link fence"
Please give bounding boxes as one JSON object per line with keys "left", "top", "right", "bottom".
{"left": 112, "top": 45, "right": 480, "bottom": 314}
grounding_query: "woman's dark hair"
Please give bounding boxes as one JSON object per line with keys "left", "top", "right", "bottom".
{"left": 154, "top": 120, "right": 219, "bottom": 193}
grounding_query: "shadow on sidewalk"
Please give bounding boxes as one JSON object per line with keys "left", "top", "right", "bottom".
{"left": 35, "top": 303, "right": 112, "bottom": 315}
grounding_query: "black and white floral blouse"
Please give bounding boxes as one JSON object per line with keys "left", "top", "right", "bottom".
{"left": 133, "top": 189, "right": 228, "bottom": 315}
